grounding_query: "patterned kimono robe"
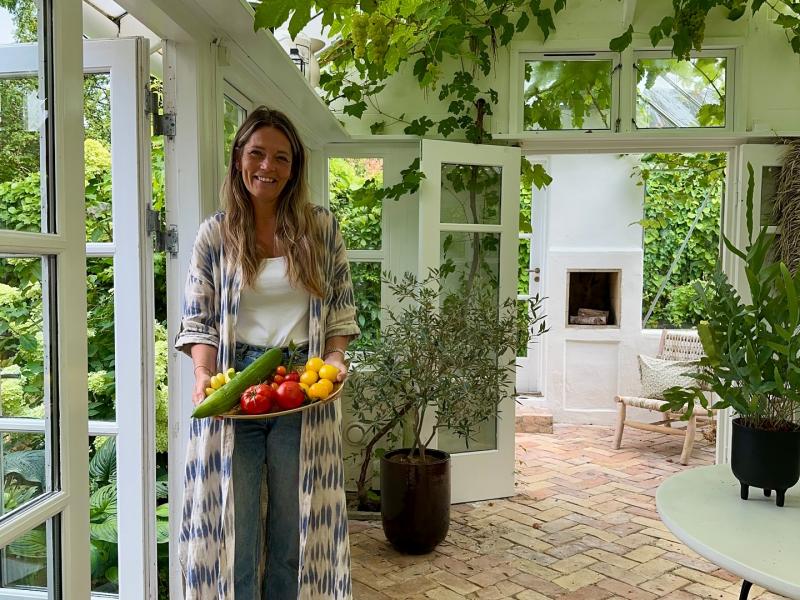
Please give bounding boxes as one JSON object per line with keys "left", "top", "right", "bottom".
{"left": 174, "top": 207, "right": 359, "bottom": 599}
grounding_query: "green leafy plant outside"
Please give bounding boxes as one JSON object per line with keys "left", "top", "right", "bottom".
{"left": 638, "top": 153, "right": 724, "bottom": 328}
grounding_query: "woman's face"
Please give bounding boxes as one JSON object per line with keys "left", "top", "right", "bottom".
{"left": 237, "top": 126, "right": 293, "bottom": 206}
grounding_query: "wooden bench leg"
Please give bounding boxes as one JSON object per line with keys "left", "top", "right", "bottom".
{"left": 613, "top": 400, "right": 626, "bottom": 450}
{"left": 680, "top": 414, "right": 697, "bottom": 465}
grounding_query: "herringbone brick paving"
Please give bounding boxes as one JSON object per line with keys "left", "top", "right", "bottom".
{"left": 349, "top": 424, "right": 790, "bottom": 600}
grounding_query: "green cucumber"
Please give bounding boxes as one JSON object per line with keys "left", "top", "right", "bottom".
{"left": 192, "top": 347, "right": 282, "bottom": 418}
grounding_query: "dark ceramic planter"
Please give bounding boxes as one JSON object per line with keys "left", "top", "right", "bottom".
{"left": 731, "top": 418, "right": 800, "bottom": 507}
{"left": 380, "top": 448, "right": 450, "bottom": 554}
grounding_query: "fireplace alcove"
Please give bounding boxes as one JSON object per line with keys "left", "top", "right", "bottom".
{"left": 566, "top": 270, "right": 621, "bottom": 328}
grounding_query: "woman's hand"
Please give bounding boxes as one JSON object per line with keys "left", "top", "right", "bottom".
{"left": 192, "top": 372, "right": 211, "bottom": 406}
{"left": 323, "top": 353, "right": 348, "bottom": 383}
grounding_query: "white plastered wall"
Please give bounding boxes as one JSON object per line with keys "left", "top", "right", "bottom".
{"left": 539, "top": 153, "right": 666, "bottom": 425}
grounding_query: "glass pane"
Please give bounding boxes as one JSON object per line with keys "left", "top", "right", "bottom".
{"left": 1, "top": 0, "right": 49, "bottom": 234}
{"left": 87, "top": 258, "right": 116, "bottom": 421}
{"left": 760, "top": 165, "right": 781, "bottom": 227}
{"left": 328, "top": 158, "right": 383, "bottom": 250}
{"left": 524, "top": 59, "right": 613, "bottom": 131}
{"left": 438, "top": 231, "right": 501, "bottom": 453}
{"left": 440, "top": 164, "right": 502, "bottom": 225}
{"left": 2, "top": 431, "right": 47, "bottom": 516}
{"left": 0, "top": 256, "right": 46, "bottom": 421}
{"left": 518, "top": 236, "right": 530, "bottom": 296}
{"left": 223, "top": 96, "right": 246, "bottom": 167}
{"left": 0, "top": 76, "right": 43, "bottom": 232}
{"left": 440, "top": 231, "right": 501, "bottom": 293}
{"left": 84, "top": 73, "right": 113, "bottom": 243}
{"left": 636, "top": 57, "right": 727, "bottom": 129}
{"left": 0, "top": 521, "right": 50, "bottom": 592}
{"left": 0, "top": 4, "right": 37, "bottom": 45}
{"left": 349, "top": 262, "right": 380, "bottom": 351}
{"left": 517, "top": 299, "right": 529, "bottom": 358}
{"left": 89, "top": 436, "right": 119, "bottom": 593}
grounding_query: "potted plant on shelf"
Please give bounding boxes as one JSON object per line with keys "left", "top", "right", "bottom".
{"left": 346, "top": 267, "right": 547, "bottom": 553}
{"left": 663, "top": 165, "right": 800, "bottom": 507}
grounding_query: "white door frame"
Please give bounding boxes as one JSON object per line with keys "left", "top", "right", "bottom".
{"left": 418, "top": 139, "right": 521, "bottom": 504}
{"left": 516, "top": 156, "right": 549, "bottom": 396}
{"left": 0, "top": 1, "right": 90, "bottom": 597}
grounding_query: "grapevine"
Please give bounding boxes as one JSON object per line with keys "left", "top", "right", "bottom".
{"left": 350, "top": 12, "right": 369, "bottom": 60}
{"left": 367, "top": 12, "right": 391, "bottom": 62}
{"left": 675, "top": 4, "right": 707, "bottom": 57}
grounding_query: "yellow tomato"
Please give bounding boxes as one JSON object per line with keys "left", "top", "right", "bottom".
{"left": 307, "top": 382, "right": 328, "bottom": 400}
{"left": 299, "top": 382, "right": 310, "bottom": 393}
{"left": 317, "top": 378, "right": 334, "bottom": 396}
{"left": 299, "top": 370, "right": 319, "bottom": 386}
{"left": 305, "top": 357, "right": 325, "bottom": 373}
{"left": 205, "top": 387, "right": 215, "bottom": 397}
{"left": 318, "top": 364, "right": 340, "bottom": 382}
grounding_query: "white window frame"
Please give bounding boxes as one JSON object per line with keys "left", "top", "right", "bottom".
{"left": 510, "top": 50, "right": 621, "bottom": 135}
{"left": 631, "top": 48, "right": 737, "bottom": 134}
{"left": 219, "top": 81, "right": 253, "bottom": 173}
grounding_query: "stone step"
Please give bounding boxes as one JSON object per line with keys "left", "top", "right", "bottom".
{"left": 515, "top": 405, "right": 553, "bottom": 434}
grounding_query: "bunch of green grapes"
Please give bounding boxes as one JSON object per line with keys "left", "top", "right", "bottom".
{"left": 676, "top": 4, "right": 707, "bottom": 52}
{"left": 351, "top": 13, "right": 369, "bottom": 59}
{"left": 367, "top": 13, "right": 391, "bottom": 61}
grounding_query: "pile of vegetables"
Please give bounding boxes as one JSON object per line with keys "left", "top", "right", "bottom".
{"left": 191, "top": 348, "right": 340, "bottom": 418}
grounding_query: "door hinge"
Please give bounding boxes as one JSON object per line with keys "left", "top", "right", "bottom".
{"left": 146, "top": 207, "right": 178, "bottom": 256}
{"left": 145, "top": 87, "right": 176, "bottom": 138}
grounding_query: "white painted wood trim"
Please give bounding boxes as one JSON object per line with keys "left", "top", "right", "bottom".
{"left": 418, "top": 139, "right": 520, "bottom": 503}
{"left": 83, "top": 37, "right": 158, "bottom": 599}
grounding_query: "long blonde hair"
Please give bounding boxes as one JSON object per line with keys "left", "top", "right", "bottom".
{"left": 221, "top": 106, "right": 325, "bottom": 297}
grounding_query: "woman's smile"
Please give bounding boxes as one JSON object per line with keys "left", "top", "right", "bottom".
{"left": 238, "top": 126, "right": 293, "bottom": 203}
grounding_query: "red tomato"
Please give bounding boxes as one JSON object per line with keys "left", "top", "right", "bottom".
{"left": 275, "top": 365, "right": 287, "bottom": 376}
{"left": 240, "top": 384, "right": 276, "bottom": 415}
{"left": 273, "top": 374, "right": 285, "bottom": 385}
{"left": 285, "top": 371, "right": 300, "bottom": 382}
{"left": 275, "top": 381, "right": 305, "bottom": 410}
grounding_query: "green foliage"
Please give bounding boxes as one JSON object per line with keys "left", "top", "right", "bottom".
{"left": 257, "top": 1, "right": 568, "bottom": 144}
{"left": 661, "top": 195, "right": 800, "bottom": 429}
{"left": 524, "top": 60, "right": 613, "bottom": 130}
{"left": 610, "top": 1, "right": 800, "bottom": 59}
{"left": 346, "top": 269, "right": 547, "bottom": 508}
{"left": 637, "top": 153, "right": 724, "bottom": 328}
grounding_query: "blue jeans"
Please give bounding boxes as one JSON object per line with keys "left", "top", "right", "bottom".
{"left": 232, "top": 343, "right": 307, "bottom": 600}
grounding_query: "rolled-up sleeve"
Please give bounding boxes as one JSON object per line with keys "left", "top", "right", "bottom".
{"left": 325, "top": 213, "right": 361, "bottom": 341}
{"left": 174, "top": 220, "right": 220, "bottom": 355}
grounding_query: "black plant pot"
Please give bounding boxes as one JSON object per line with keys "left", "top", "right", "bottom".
{"left": 730, "top": 418, "right": 800, "bottom": 507}
{"left": 380, "top": 448, "right": 450, "bottom": 554}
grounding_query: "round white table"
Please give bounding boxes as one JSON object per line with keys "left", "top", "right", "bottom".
{"left": 656, "top": 464, "right": 800, "bottom": 600}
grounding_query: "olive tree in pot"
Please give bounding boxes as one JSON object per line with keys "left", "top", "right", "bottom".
{"left": 347, "top": 268, "right": 546, "bottom": 553}
{"left": 663, "top": 166, "right": 800, "bottom": 507}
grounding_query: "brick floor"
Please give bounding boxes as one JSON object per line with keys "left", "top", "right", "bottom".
{"left": 349, "top": 424, "right": 789, "bottom": 599}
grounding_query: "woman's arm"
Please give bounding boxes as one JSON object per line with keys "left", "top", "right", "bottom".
{"left": 190, "top": 343, "right": 218, "bottom": 406}
{"left": 323, "top": 335, "right": 351, "bottom": 382}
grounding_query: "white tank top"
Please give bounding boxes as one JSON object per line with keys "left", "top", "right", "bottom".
{"left": 235, "top": 257, "right": 310, "bottom": 347}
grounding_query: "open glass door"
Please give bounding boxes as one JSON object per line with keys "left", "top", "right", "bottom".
{"left": 716, "top": 143, "right": 788, "bottom": 464}
{"left": 419, "top": 139, "right": 520, "bottom": 503}
{"left": 0, "top": 29, "right": 156, "bottom": 597}
{"left": 0, "top": 2, "right": 90, "bottom": 597}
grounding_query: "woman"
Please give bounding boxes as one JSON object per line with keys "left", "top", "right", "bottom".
{"left": 175, "top": 106, "right": 359, "bottom": 599}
